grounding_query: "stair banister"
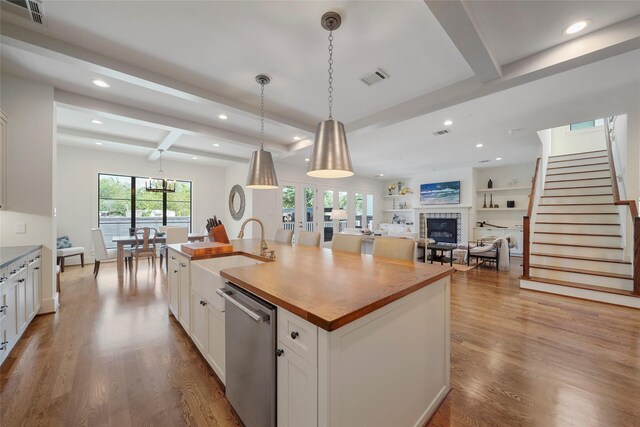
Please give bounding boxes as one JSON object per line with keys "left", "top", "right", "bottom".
{"left": 523, "top": 157, "right": 541, "bottom": 279}
{"left": 604, "top": 117, "right": 639, "bottom": 293}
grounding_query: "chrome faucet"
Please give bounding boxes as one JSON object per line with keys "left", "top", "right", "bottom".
{"left": 238, "top": 217, "right": 272, "bottom": 258}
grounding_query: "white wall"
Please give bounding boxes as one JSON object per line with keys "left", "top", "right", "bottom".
{"left": 251, "top": 161, "right": 383, "bottom": 244}
{"left": 56, "top": 145, "right": 226, "bottom": 263}
{"left": 550, "top": 124, "right": 606, "bottom": 156}
{"left": 0, "top": 73, "right": 57, "bottom": 313}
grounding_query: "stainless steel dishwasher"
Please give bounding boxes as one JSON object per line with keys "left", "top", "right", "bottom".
{"left": 217, "top": 282, "right": 276, "bottom": 427}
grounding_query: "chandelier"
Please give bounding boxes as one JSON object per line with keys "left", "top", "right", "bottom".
{"left": 145, "top": 149, "right": 176, "bottom": 193}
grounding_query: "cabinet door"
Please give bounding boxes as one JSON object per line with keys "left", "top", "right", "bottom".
{"left": 206, "top": 307, "right": 225, "bottom": 384}
{"left": 32, "top": 259, "right": 41, "bottom": 313}
{"left": 168, "top": 258, "right": 180, "bottom": 318}
{"left": 0, "top": 315, "right": 7, "bottom": 365}
{"left": 1, "top": 283, "right": 18, "bottom": 345}
{"left": 0, "top": 111, "right": 6, "bottom": 210}
{"left": 277, "top": 343, "right": 318, "bottom": 427}
{"left": 16, "top": 271, "right": 27, "bottom": 332}
{"left": 26, "top": 262, "right": 36, "bottom": 321}
{"left": 178, "top": 261, "right": 190, "bottom": 333}
{"left": 191, "top": 293, "right": 207, "bottom": 354}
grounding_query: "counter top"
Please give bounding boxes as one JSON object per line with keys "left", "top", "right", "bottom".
{"left": 170, "top": 239, "right": 454, "bottom": 331}
{"left": 0, "top": 245, "right": 42, "bottom": 269}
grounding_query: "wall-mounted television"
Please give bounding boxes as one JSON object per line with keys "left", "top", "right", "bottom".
{"left": 420, "top": 181, "right": 461, "bottom": 205}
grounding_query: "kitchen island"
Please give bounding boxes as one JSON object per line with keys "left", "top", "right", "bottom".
{"left": 168, "top": 239, "right": 454, "bottom": 427}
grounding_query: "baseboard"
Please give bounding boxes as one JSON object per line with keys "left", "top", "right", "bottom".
{"left": 39, "top": 293, "right": 59, "bottom": 313}
{"left": 413, "top": 385, "right": 451, "bottom": 427}
{"left": 520, "top": 279, "right": 640, "bottom": 309}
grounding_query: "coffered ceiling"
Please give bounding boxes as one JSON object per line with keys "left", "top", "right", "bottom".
{"left": 1, "top": 0, "right": 639, "bottom": 178}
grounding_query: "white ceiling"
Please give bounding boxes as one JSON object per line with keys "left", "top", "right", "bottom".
{"left": 1, "top": 0, "right": 639, "bottom": 178}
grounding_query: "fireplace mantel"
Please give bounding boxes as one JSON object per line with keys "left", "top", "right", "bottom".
{"left": 416, "top": 206, "right": 472, "bottom": 242}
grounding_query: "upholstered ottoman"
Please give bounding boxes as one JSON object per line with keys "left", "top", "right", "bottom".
{"left": 57, "top": 247, "right": 85, "bottom": 272}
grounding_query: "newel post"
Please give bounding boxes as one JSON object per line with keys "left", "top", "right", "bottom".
{"left": 523, "top": 216, "right": 530, "bottom": 279}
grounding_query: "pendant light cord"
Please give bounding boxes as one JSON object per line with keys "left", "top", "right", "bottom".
{"left": 328, "top": 29, "right": 334, "bottom": 120}
{"left": 260, "top": 81, "right": 265, "bottom": 150}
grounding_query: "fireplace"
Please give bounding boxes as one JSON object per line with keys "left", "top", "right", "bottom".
{"left": 427, "top": 218, "right": 458, "bottom": 244}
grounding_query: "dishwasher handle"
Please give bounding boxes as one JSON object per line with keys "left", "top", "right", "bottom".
{"left": 217, "top": 288, "right": 269, "bottom": 324}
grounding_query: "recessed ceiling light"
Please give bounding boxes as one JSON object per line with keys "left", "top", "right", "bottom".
{"left": 95, "top": 142, "right": 103, "bottom": 145}
{"left": 218, "top": 114, "right": 228, "bottom": 120}
{"left": 192, "top": 156, "right": 198, "bottom": 160}
{"left": 496, "top": 157, "right": 503, "bottom": 161}
{"left": 564, "top": 20, "right": 589, "bottom": 35}
{"left": 293, "top": 136, "right": 302, "bottom": 141}
{"left": 375, "top": 173, "right": 385, "bottom": 177}
{"left": 476, "top": 143, "right": 484, "bottom": 148}
{"left": 304, "top": 158, "right": 310, "bottom": 162}
{"left": 91, "top": 119, "right": 103, "bottom": 124}
{"left": 443, "top": 120, "right": 453, "bottom": 126}
{"left": 213, "top": 143, "right": 220, "bottom": 147}
{"left": 92, "top": 79, "right": 110, "bottom": 88}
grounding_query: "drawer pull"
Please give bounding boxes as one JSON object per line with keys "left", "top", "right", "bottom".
{"left": 0, "top": 305, "right": 8, "bottom": 313}
{"left": 276, "top": 348, "right": 284, "bottom": 357}
{"left": 173, "top": 270, "right": 178, "bottom": 274}
{"left": 200, "top": 300, "right": 208, "bottom": 306}
{"left": 170, "top": 256, "right": 176, "bottom": 260}
{"left": 34, "top": 267, "right": 40, "bottom": 270}
{"left": 179, "top": 263, "right": 187, "bottom": 268}
{"left": 290, "top": 331, "right": 299, "bottom": 340}
{"left": 0, "top": 341, "right": 8, "bottom": 351}
{"left": 10, "top": 270, "right": 16, "bottom": 275}
{"left": 18, "top": 279, "right": 25, "bottom": 283}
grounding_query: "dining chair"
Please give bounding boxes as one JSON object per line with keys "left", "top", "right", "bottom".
{"left": 274, "top": 228, "right": 293, "bottom": 244}
{"left": 372, "top": 237, "right": 415, "bottom": 261}
{"left": 128, "top": 227, "right": 158, "bottom": 272}
{"left": 331, "top": 234, "right": 363, "bottom": 254}
{"left": 160, "top": 226, "right": 189, "bottom": 271}
{"left": 296, "top": 231, "right": 321, "bottom": 247}
{"left": 91, "top": 228, "right": 131, "bottom": 277}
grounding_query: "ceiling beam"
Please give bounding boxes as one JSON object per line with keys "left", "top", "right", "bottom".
{"left": 347, "top": 14, "right": 640, "bottom": 135}
{"left": 57, "top": 127, "right": 248, "bottom": 163}
{"left": 54, "top": 89, "right": 289, "bottom": 153}
{"left": 148, "top": 130, "right": 183, "bottom": 161}
{"left": 0, "top": 22, "right": 316, "bottom": 134}
{"left": 425, "top": 0, "right": 502, "bottom": 82}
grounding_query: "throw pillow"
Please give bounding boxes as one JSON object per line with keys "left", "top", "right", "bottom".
{"left": 56, "top": 236, "right": 73, "bottom": 249}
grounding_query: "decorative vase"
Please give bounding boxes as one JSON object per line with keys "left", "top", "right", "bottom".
{"left": 487, "top": 179, "right": 493, "bottom": 189}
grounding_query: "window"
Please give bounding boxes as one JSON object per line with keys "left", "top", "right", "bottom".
{"left": 338, "top": 191, "right": 348, "bottom": 232}
{"left": 366, "top": 194, "right": 374, "bottom": 230}
{"left": 98, "top": 173, "right": 192, "bottom": 248}
{"left": 569, "top": 118, "right": 604, "bottom": 131}
{"left": 324, "top": 190, "right": 333, "bottom": 242}
{"left": 355, "top": 193, "right": 363, "bottom": 228}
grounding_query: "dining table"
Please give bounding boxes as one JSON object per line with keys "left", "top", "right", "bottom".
{"left": 112, "top": 233, "right": 206, "bottom": 277}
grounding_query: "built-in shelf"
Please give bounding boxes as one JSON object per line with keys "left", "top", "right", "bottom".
{"left": 383, "top": 194, "right": 413, "bottom": 199}
{"left": 382, "top": 209, "right": 414, "bottom": 212}
{"left": 476, "top": 186, "right": 530, "bottom": 192}
{"left": 477, "top": 208, "right": 527, "bottom": 211}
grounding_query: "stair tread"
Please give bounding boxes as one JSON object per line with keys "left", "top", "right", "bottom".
{"left": 547, "top": 162, "right": 609, "bottom": 170}
{"left": 532, "top": 241, "right": 623, "bottom": 249}
{"left": 540, "top": 194, "right": 612, "bottom": 198}
{"left": 549, "top": 150, "right": 607, "bottom": 158}
{"left": 534, "top": 231, "right": 621, "bottom": 237}
{"left": 546, "top": 169, "right": 609, "bottom": 176}
{"left": 538, "top": 203, "right": 613, "bottom": 206}
{"left": 548, "top": 155, "right": 608, "bottom": 164}
{"left": 535, "top": 222, "right": 620, "bottom": 226}
{"left": 538, "top": 212, "right": 618, "bottom": 215}
{"left": 530, "top": 264, "right": 632, "bottom": 280}
{"left": 531, "top": 252, "right": 631, "bottom": 264}
{"left": 546, "top": 177, "right": 611, "bottom": 183}
{"left": 526, "top": 277, "right": 638, "bottom": 297}
{"left": 544, "top": 185, "right": 612, "bottom": 190}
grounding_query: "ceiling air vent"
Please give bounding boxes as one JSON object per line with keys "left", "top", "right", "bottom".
{"left": 432, "top": 129, "right": 452, "bottom": 136}
{"left": 478, "top": 160, "right": 490, "bottom": 163}
{"left": 2, "top": 0, "right": 45, "bottom": 24}
{"left": 360, "top": 68, "right": 390, "bottom": 86}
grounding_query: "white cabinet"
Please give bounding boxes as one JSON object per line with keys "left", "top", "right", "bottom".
{"left": 190, "top": 289, "right": 226, "bottom": 384}
{"left": 277, "top": 344, "right": 318, "bottom": 427}
{"left": 167, "top": 249, "right": 191, "bottom": 333}
{"left": 0, "top": 248, "right": 41, "bottom": 366}
{"left": 0, "top": 110, "right": 7, "bottom": 210}
{"left": 277, "top": 308, "right": 318, "bottom": 427}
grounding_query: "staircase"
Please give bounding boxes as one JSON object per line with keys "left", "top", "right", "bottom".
{"left": 522, "top": 149, "right": 639, "bottom": 307}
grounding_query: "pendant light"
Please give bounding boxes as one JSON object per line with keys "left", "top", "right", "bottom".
{"left": 246, "top": 74, "right": 279, "bottom": 189}
{"left": 307, "top": 11, "right": 354, "bottom": 179}
{"left": 145, "top": 149, "right": 176, "bottom": 193}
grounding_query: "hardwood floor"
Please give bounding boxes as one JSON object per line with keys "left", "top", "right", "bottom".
{"left": 1, "top": 259, "right": 639, "bottom": 426}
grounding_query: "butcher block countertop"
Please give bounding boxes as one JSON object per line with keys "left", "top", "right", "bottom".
{"left": 169, "top": 239, "right": 454, "bottom": 331}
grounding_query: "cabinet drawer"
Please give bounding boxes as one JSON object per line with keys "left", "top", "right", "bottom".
{"left": 278, "top": 308, "right": 317, "bottom": 366}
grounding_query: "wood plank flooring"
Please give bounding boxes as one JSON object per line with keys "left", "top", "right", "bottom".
{"left": 1, "top": 260, "right": 639, "bottom": 427}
